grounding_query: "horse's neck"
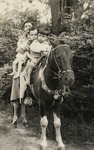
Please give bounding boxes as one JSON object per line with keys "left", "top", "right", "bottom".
{"left": 43, "top": 52, "right": 58, "bottom": 90}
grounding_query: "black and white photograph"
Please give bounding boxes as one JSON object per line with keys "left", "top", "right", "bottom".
{"left": 0, "top": 0, "right": 94, "bottom": 150}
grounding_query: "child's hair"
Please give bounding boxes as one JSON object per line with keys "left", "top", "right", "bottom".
{"left": 18, "top": 30, "right": 25, "bottom": 37}
{"left": 22, "top": 20, "right": 35, "bottom": 30}
{"left": 37, "top": 26, "right": 51, "bottom": 36}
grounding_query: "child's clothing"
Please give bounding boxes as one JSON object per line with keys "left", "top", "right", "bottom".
{"left": 9, "top": 36, "right": 32, "bottom": 78}
{"left": 25, "top": 39, "right": 52, "bottom": 84}
{"left": 16, "top": 40, "right": 28, "bottom": 61}
{"left": 30, "top": 39, "right": 51, "bottom": 64}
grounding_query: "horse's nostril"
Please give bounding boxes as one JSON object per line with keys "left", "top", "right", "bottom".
{"left": 65, "top": 78, "right": 68, "bottom": 81}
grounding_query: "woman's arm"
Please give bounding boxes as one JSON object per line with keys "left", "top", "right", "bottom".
{"left": 25, "top": 51, "right": 32, "bottom": 59}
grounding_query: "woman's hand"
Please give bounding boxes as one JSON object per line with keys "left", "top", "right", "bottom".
{"left": 41, "top": 50, "right": 48, "bottom": 56}
{"left": 16, "top": 47, "right": 23, "bottom": 53}
{"left": 24, "top": 44, "right": 30, "bottom": 51}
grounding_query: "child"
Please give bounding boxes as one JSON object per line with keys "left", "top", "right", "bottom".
{"left": 9, "top": 29, "right": 37, "bottom": 78}
{"left": 26, "top": 26, "right": 52, "bottom": 85}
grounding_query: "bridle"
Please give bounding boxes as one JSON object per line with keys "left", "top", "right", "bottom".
{"left": 41, "top": 46, "right": 73, "bottom": 100}
{"left": 49, "top": 48, "right": 73, "bottom": 80}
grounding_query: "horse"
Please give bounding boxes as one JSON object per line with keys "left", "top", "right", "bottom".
{"left": 12, "top": 44, "right": 74, "bottom": 150}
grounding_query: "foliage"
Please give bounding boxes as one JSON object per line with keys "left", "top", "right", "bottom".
{"left": 0, "top": 0, "right": 94, "bottom": 116}
{"left": 0, "top": 0, "right": 38, "bottom": 103}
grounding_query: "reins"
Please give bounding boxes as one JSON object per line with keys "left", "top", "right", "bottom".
{"left": 40, "top": 45, "right": 73, "bottom": 100}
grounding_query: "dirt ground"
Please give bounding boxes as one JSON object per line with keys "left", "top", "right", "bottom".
{"left": 0, "top": 103, "right": 94, "bottom": 150}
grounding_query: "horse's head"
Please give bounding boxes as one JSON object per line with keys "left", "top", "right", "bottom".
{"left": 52, "top": 44, "right": 74, "bottom": 87}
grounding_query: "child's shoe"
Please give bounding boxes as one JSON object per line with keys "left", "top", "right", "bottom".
{"left": 8, "top": 72, "right": 14, "bottom": 76}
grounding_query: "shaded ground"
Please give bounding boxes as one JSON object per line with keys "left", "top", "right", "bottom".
{"left": 0, "top": 103, "right": 94, "bottom": 150}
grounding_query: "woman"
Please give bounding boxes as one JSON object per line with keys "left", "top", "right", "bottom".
{"left": 10, "top": 21, "right": 34, "bottom": 125}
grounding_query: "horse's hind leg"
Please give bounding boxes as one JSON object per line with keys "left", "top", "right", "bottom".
{"left": 53, "top": 102, "right": 65, "bottom": 150}
{"left": 40, "top": 102, "right": 48, "bottom": 150}
{"left": 12, "top": 101, "right": 18, "bottom": 124}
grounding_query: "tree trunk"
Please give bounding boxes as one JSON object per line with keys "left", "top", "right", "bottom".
{"left": 49, "top": 0, "right": 63, "bottom": 35}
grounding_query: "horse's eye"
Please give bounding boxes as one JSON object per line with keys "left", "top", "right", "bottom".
{"left": 57, "top": 56, "right": 61, "bottom": 59}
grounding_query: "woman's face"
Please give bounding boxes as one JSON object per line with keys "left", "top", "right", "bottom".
{"left": 24, "top": 22, "right": 33, "bottom": 34}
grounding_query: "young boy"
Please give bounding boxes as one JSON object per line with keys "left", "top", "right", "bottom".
{"left": 26, "top": 26, "right": 52, "bottom": 85}
{"left": 9, "top": 29, "right": 37, "bottom": 78}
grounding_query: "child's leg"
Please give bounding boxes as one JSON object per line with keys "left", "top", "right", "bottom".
{"left": 14, "top": 60, "right": 23, "bottom": 78}
{"left": 9, "top": 58, "right": 19, "bottom": 75}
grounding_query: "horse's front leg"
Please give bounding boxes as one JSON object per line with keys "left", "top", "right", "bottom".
{"left": 40, "top": 101, "right": 48, "bottom": 150}
{"left": 12, "top": 101, "right": 18, "bottom": 124}
{"left": 53, "top": 101, "right": 65, "bottom": 150}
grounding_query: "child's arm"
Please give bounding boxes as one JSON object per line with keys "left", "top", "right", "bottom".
{"left": 20, "top": 40, "right": 32, "bottom": 53}
{"left": 41, "top": 43, "right": 52, "bottom": 56}
{"left": 16, "top": 46, "right": 24, "bottom": 54}
{"left": 23, "top": 40, "right": 33, "bottom": 52}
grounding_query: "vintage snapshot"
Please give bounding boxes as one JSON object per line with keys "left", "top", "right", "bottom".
{"left": 0, "top": 0, "right": 94, "bottom": 150}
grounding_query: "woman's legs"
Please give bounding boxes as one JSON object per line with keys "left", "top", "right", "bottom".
{"left": 26, "top": 61, "right": 35, "bottom": 85}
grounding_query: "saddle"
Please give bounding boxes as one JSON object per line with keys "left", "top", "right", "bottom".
{"left": 33, "top": 55, "right": 46, "bottom": 71}
{"left": 30, "top": 55, "right": 46, "bottom": 84}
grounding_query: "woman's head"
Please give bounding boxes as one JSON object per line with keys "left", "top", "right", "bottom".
{"left": 22, "top": 21, "right": 35, "bottom": 34}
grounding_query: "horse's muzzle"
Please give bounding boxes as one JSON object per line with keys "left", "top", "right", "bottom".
{"left": 61, "top": 71, "right": 75, "bottom": 86}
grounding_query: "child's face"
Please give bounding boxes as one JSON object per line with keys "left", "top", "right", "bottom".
{"left": 19, "top": 35, "right": 25, "bottom": 43}
{"left": 38, "top": 33, "right": 47, "bottom": 43}
{"left": 28, "top": 30, "right": 37, "bottom": 41}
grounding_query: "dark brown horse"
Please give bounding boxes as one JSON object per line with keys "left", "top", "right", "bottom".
{"left": 27, "top": 44, "right": 74, "bottom": 150}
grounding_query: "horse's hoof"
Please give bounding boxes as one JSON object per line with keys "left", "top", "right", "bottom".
{"left": 12, "top": 120, "right": 17, "bottom": 124}
{"left": 58, "top": 146, "right": 66, "bottom": 150}
{"left": 12, "top": 121, "right": 17, "bottom": 128}
{"left": 22, "top": 121, "right": 28, "bottom": 127}
{"left": 23, "top": 123, "right": 28, "bottom": 128}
